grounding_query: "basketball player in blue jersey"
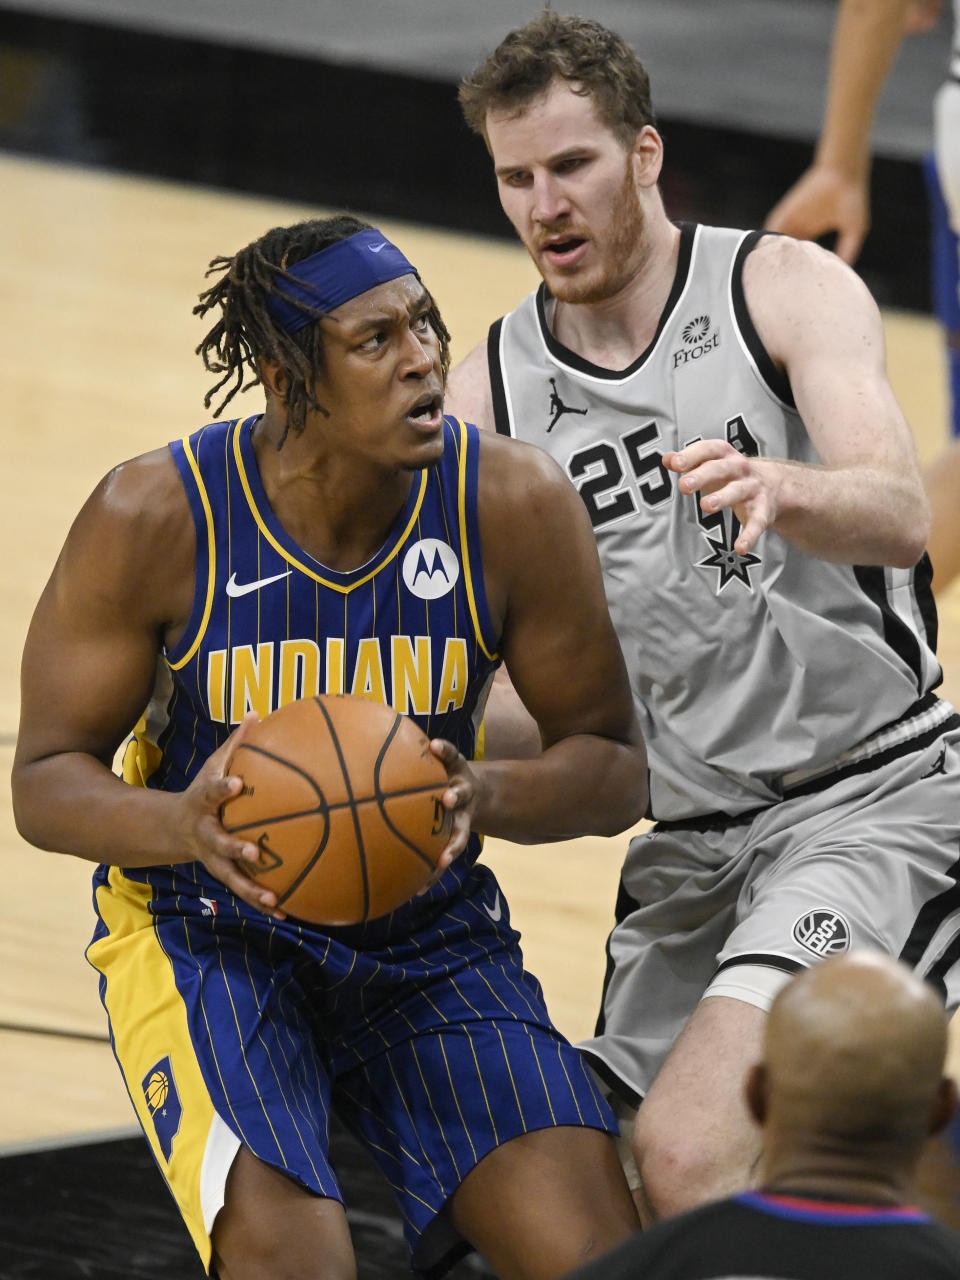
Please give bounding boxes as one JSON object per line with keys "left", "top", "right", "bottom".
{"left": 445, "top": 11, "right": 960, "bottom": 1227}
{"left": 11, "top": 214, "right": 648, "bottom": 1279}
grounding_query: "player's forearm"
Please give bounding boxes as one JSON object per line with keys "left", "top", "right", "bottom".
{"left": 472, "top": 733, "right": 648, "bottom": 843}
{"left": 814, "top": 0, "right": 913, "bottom": 176}
{"left": 12, "top": 753, "right": 190, "bottom": 866}
{"left": 768, "top": 458, "right": 929, "bottom": 566}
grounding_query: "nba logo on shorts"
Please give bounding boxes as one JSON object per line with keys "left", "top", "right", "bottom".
{"left": 142, "top": 1054, "right": 183, "bottom": 1161}
{"left": 792, "top": 908, "right": 851, "bottom": 957}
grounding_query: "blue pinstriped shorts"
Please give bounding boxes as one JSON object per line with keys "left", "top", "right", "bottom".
{"left": 89, "top": 856, "right": 615, "bottom": 1276}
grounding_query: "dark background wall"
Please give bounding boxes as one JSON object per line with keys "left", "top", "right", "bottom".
{"left": 0, "top": 1, "right": 951, "bottom": 310}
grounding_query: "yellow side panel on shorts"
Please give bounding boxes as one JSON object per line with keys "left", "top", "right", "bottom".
{"left": 88, "top": 866, "right": 218, "bottom": 1271}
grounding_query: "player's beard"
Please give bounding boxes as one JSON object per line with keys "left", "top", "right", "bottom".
{"left": 546, "top": 161, "right": 647, "bottom": 306}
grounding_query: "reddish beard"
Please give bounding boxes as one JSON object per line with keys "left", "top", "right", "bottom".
{"left": 536, "top": 161, "right": 646, "bottom": 305}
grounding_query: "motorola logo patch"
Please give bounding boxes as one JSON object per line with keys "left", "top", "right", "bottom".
{"left": 402, "top": 538, "right": 460, "bottom": 599}
{"left": 792, "top": 909, "right": 851, "bottom": 958}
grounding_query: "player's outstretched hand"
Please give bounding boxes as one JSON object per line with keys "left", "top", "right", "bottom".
{"left": 663, "top": 440, "right": 779, "bottom": 554}
{"left": 175, "top": 712, "right": 285, "bottom": 917}
{"left": 425, "top": 737, "right": 484, "bottom": 880}
{"left": 764, "top": 166, "right": 868, "bottom": 266}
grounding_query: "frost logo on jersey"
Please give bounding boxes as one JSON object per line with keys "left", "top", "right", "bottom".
{"left": 793, "top": 909, "right": 851, "bottom": 957}
{"left": 682, "top": 315, "right": 711, "bottom": 344}
{"left": 673, "top": 313, "right": 721, "bottom": 368}
{"left": 696, "top": 524, "right": 761, "bottom": 593}
{"left": 402, "top": 539, "right": 460, "bottom": 599}
{"left": 142, "top": 1054, "right": 182, "bottom": 1161}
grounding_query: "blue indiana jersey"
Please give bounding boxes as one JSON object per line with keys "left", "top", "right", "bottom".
{"left": 118, "top": 412, "right": 501, "bottom": 898}
{"left": 88, "top": 417, "right": 616, "bottom": 1276}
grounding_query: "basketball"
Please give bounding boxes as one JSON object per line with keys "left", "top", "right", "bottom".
{"left": 220, "top": 695, "right": 452, "bottom": 925}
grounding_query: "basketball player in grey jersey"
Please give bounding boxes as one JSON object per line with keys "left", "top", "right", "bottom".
{"left": 446, "top": 11, "right": 960, "bottom": 1225}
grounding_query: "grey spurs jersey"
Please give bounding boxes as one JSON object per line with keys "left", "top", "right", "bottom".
{"left": 488, "top": 222, "right": 941, "bottom": 820}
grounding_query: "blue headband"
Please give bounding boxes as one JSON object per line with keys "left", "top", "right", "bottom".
{"left": 266, "top": 228, "right": 418, "bottom": 333}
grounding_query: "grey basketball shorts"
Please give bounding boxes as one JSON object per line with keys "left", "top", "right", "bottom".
{"left": 581, "top": 712, "right": 960, "bottom": 1104}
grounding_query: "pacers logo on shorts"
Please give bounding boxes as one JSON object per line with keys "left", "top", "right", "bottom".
{"left": 792, "top": 908, "right": 851, "bottom": 958}
{"left": 142, "top": 1054, "right": 183, "bottom": 1161}
{"left": 402, "top": 539, "right": 460, "bottom": 600}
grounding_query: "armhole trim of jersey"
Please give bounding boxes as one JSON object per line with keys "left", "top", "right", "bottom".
{"left": 168, "top": 433, "right": 217, "bottom": 672}
{"left": 454, "top": 417, "right": 500, "bottom": 661}
{"left": 731, "top": 231, "right": 796, "bottom": 410}
{"left": 488, "top": 318, "right": 512, "bottom": 436}
{"left": 914, "top": 551, "right": 939, "bottom": 655}
{"left": 853, "top": 564, "right": 927, "bottom": 693}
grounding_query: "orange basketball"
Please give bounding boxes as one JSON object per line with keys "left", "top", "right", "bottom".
{"left": 220, "top": 695, "right": 452, "bottom": 925}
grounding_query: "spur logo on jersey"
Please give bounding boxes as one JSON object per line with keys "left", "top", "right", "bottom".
{"left": 792, "top": 908, "right": 851, "bottom": 957}
{"left": 402, "top": 538, "right": 460, "bottom": 600}
{"left": 142, "top": 1054, "right": 182, "bottom": 1161}
{"left": 696, "top": 523, "right": 762, "bottom": 593}
{"left": 673, "top": 313, "right": 721, "bottom": 369}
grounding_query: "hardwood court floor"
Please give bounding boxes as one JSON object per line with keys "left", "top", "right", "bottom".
{"left": 2, "top": 151, "right": 960, "bottom": 1261}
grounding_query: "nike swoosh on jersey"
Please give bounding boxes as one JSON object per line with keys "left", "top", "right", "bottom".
{"left": 485, "top": 891, "right": 502, "bottom": 922}
{"left": 225, "top": 570, "right": 293, "bottom": 597}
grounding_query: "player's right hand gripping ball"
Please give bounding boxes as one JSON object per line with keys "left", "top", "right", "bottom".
{"left": 220, "top": 694, "right": 452, "bottom": 925}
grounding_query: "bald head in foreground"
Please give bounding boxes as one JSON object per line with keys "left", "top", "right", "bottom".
{"left": 749, "top": 950, "right": 956, "bottom": 1204}
{"left": 566, "top": 952, "right": 960, "bottom": 1280}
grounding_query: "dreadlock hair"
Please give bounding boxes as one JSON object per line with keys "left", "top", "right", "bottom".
{"left": 194, "top": 214, "right": 452, "bottom": 443}
{"left": 459, "top": 9, "right": 656, "bottom": 150}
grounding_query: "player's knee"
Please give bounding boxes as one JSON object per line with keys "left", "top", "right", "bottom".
{"left": 633, "top": 1122, "right": 735, "bottom": 1221}
{"left": 213, "top": 1231, "right": 357, "bottom": 1280}
{"left": 212, "top": 1177, "right": 357, "bottom": 1280}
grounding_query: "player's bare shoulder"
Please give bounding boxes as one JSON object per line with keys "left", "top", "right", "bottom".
{"left": 63, "top": 445, "right": 196, "bottom": 632}
{"left": 475, "top": 429, "right": 596, "bottom": 624}
{"left": 477, "top": 427, "right": 581, "bottom": 517}
{"left": 744, "top": 231, "right": 871, "bottom": 299}
{"left": 743, "top": 231, "right": 882, "bottom": 361}
{"left": 445, "top": 340, "right": 495, "bottom": 430}
{"left": 80, "top": 447, "right": 191, "bottom": 564}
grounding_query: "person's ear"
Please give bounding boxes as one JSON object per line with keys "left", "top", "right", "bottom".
{"left": 258, "top": 356, "right": 289, "bottom": 401}
{"left": 745, "top": 1062, "right": 768, "bottom": 1128}
{"left": 632, "top": 125, "right": 664, "bottom": 189}
{"left": 929, "top": 1075, "right": 958, "bottom": 1137}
